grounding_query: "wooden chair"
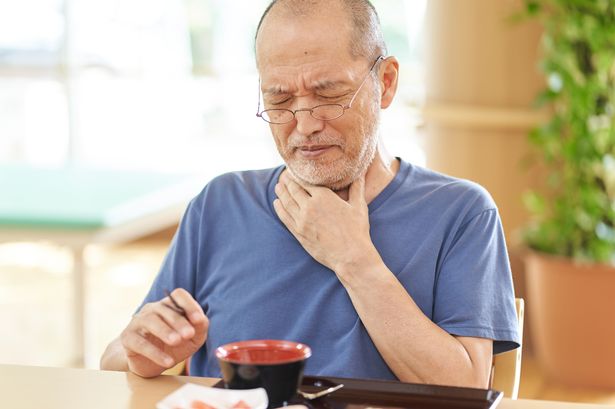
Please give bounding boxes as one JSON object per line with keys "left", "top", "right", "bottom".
{"left": 163, "top": 359, "right": 188, "bottom": 376}
{"left": 491, "top": 298, "right": 525, "bottom": 399}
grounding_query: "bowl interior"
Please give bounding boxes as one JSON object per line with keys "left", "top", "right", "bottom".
{"left": 216, "top": 340, "right": 311, "bottom": 365}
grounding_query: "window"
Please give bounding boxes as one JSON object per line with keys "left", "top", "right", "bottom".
{"left": 0, "top": 0, "right": 426, "bottom": 173}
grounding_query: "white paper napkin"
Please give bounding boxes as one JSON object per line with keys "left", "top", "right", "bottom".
{"left": 156, "top": 384, "right": 268, "bottom": 409}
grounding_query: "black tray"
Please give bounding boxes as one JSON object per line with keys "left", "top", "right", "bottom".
{"left": 215, "top": 375, "right": 503, "bottom": 409}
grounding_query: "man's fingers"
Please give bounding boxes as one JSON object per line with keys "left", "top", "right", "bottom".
{"left": 273, "top": 198, "right": 297, "bottom": 230}
{"left": 280, "top": 169, "right": 322, "bottom": 199}
{"left": 168, "top": 288, "right": 207, "bottom": 325}
{"left": 284, "top": 174, "right": 325, "bottom": 199}
{"left": 274, "top": 198, "right": 309, "bottom": 242}
{"left": 275, "top": 183, "right": 301, "bottom": 217}
{"left": 122, "top": 331, "right": 174, "bottom": 368}
{"left": 349, "top": 174, "right": 366, "bottom": 205}
{"left": 283, "top": 178, "right": 311, "bottom": 203}
{"left": 157, "top": 302, "right": 197, "bottom": 340}
{"left": 137, "top": 312, "right": 184, "bottom": 346}
{"left": 274, "top": 199, "right": 309, "bottom": 249}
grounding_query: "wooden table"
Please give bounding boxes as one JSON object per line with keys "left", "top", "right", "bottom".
{"left": 0, "top": 165, "right": 200, "bottom": 367}
{"left": 0, "top": 365, "right": 612, "bottom": 409}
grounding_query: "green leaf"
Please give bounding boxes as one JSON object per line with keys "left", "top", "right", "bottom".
{"left": 526, "top": 0, "right": 541, "bottom": 15}
{"left": 517, "top": 0, "right": 615, "bottom": 262}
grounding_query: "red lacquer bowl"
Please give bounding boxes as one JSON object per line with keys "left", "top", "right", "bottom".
{"left": 216, "top": 340, "right": 312, "bottom": 408}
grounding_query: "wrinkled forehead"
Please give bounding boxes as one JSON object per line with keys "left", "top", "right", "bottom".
{"left": 263, "top": 77, "right": 350, "bottom": 98}
{"left": 258, "top": 59, "right": 365, "bottom": 96}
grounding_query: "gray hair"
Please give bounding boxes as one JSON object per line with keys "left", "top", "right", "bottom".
{"left": 255, "top": 0, "right": 387, "bottom": 62}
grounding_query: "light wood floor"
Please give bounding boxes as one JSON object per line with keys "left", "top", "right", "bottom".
{"left": 1, "top": 239, "right": 614, "bottom": 404}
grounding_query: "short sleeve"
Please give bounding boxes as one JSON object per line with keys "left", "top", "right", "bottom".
{"left": 433, "top": 208, "right": 520, "bottom": 354}
{"left": 137, "top": 195, "right": 203, "bottom": 310}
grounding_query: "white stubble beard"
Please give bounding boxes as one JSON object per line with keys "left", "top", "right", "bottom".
{"left": 281, "top": 101, "right": 381, "bottom": 191}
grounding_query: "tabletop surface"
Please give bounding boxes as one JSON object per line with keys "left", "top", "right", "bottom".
{"left": 0, "top": 364, "right": 612, "bottom": 409}
{"left": 0, "top": 165, "right": 199, "bottom": 229}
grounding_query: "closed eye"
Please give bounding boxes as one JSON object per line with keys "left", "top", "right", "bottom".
{"left": 268, "top": 97, "right": 292, "bottom": 106}
{"left": 318, "top": 92, "right": 351, "bottom": 101}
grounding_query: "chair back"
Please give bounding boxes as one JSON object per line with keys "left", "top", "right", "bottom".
{"left": 491, "top": 297, "right": 524, "bottom": 399}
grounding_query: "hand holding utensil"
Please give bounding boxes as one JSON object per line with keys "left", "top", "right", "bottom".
{"left": 164, "top": 288, "right": 209, "bottom": 317}
{"left": 163, "top": 288, "right": 188, "bottom": 316}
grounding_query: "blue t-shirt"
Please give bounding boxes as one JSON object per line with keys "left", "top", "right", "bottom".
{"left": 140, "top": 159, "right": 520, "bottom": 379}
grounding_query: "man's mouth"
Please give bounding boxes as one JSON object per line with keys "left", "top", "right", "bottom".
{"left": 296, "top": 144, "right": 336, "bottom": 158}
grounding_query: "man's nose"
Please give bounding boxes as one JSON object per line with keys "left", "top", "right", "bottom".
{"left": 294, "top": 108, "right": 326, "bottom": 136}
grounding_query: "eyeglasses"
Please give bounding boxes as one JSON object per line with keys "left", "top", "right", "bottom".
{"left": 256, "top": 55, "right": 384, "bottom": 124}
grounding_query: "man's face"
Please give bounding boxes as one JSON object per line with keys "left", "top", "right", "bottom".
{"left": 256, "top": 10, "right": 381, "bottom": 190}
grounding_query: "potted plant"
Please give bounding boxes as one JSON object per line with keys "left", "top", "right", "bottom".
{"left": 521, "top": 0, "right": 615, "bottom": 388}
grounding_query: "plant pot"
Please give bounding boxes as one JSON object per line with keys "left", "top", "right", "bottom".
{"left": 524, "top": 250, "right": 615, "bottom": 389}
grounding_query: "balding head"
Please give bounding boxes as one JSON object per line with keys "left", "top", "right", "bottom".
{"left": 253, "top": 0, "right": 400, "bottom": 191}
{"left": 255, "top": 0, "right": 387, "bottom": 67}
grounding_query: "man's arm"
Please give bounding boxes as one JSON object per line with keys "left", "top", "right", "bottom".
{"left": 340, "top": 258, "right": 493, "bottom": 387}
{"left": 274, "top": 172, "right": 493, "bottom": 387}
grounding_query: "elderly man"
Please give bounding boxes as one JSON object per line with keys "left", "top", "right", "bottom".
{"left": 101, "top": 0, "right": 519, "bottom": 388}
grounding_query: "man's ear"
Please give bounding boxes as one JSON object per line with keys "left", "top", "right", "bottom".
{"left": 378, "top": 57, "right": 399, "bottom": 109}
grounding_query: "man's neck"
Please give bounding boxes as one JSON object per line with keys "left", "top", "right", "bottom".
{"left": 335, "top": 147, "right": 399, "bottom": 203}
